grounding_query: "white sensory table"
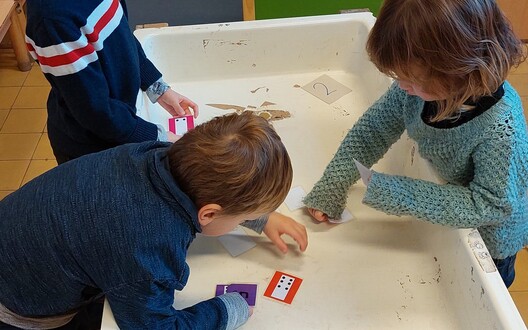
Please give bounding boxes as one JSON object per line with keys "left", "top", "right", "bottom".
{"left": 101, "top": 13, "right": 526, "bottom": 329}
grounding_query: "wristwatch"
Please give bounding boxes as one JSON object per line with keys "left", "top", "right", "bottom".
{"left": 146, "top": 78, "right": 170, "bottom": 103}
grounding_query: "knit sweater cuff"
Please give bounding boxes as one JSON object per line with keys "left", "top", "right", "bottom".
{"left": 303, "top": 184, "right": 349, "bottom": 220}
{"left": 128, "top": 120, "right": 158, "bottom": 143}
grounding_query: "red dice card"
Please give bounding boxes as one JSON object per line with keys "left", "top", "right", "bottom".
{"left": 263, "top": 271, "right": 303, "bottom": 304}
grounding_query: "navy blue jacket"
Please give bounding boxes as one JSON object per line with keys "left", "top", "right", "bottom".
{"left": 0, "top": 142, "right": 241, "bottom": 329}
{"left": 25, "top": 0, "right": 160, "bottom": 159}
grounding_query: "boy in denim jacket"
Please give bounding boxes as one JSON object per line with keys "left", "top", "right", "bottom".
{"left": 0, "top": 112, "right": 307, "bottom": 329}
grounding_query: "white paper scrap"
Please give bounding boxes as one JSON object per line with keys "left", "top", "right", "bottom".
{"left": 284, "top": 186, "right": 306, "bottom": 211}
{"left": 353, "top": 159, "right": 373, "bottom": 186}
{"left": 217, "top": 226, "right": 257, "bottom": 257}
{"left": 328, "top": 209, "right": 354, "bottom": 224}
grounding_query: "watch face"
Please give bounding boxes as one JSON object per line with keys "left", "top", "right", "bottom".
{"left": 147, "top": 80, "right": 170, "bottom": 102}
{"left": 155, "top": 81, "right": 169, "bottom": 95}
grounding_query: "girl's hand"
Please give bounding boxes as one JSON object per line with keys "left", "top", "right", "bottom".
{"left": 308, "top": 208, "right": 329, "bottom": 222}
{"left": 158, "top": 89, "right": 199, "bottom": 118}
{"left": 263, "top": 212, "right": 308, "bottom": 254}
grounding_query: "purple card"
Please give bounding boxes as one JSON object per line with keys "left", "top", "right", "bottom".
{"left": 226, "top": 284, "right": 257, "bottom": 306}
{"left": 215, "top": 284, "right": 229, "bottom": 296}
{"left": 215, "top": 283, "right": 258, "bottom": 306}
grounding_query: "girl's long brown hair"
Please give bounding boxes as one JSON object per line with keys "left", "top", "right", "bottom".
{"left": 367, "top": 0, "right": 526, "bottom": 121}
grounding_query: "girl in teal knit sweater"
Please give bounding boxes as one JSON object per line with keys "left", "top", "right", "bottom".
{"left": 304, "top": 0, "right": 528, "bottom": 288}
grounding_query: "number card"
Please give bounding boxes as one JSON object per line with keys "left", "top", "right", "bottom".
{"left": 264, "top": 271, "right": 303, "bottom": 304}
{"left": 168, "top": 115, "right": 195, "bottom": 135}
{"left": 302, "top": 74, "right": 352, "bottom": 104}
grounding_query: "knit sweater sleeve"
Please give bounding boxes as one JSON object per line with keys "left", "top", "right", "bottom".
{"left": 106, "top": 279, "right": 249, "bottom": 329}
{"left": 363, "top": 122, "right": 526, "bottom": 228}
{"left": 26, "top": 16, "right": 158, "bottom": 144}
{"left": 303, "top": 83, "right": 407, "bottom": 219}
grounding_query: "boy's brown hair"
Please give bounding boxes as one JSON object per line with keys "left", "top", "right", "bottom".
{"left": 168, "top": 112, "right": 293, "bottom": 215}
{"left": 366, "top": 0, "right": 526, "bottom": 121}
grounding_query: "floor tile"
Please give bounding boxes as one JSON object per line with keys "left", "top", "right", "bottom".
{"left": 33, "top": 133, "right": 55, "bottom": 160}
{"left": 0, "top": 160, "right": 29, "bottom": 190}
{"left": 0, "top": 66, "right": 29, "bottom": 87}
{"left": 511, "top": 61, "right": 528, "bottom": 74}
{"left": 509, "top": 74, "right": 528, "bottom": 96}
{"left": 0, "top": 190, "right": 13, "bottom": 200}
{"left": 510, "top": 291, "right": 528, "bottom": 327}
{"left": 0, "top": 133, "right": 41, "bottom": 160}
{"left": 0, "top": 87, "right": 20, "bottom": 109}
{"left": 0, "top": 52, "right": 18, "bottom": 68}
{"left": 0, "top": 110, "right": 8, "bottom": 129}
{"left": 1, "top": 108, "right": 47, "bottom": 133}
{"left": 510, "top": 248, "right": 528, "bottom": 291}
{"left": 24, "top": 65, "right": 49, "bottom": 87}
{"left": 21, "top": 159, "right": 57, "bottom": 185}
{"left": 12, "top": 86, "right": 50, "bottom": 109}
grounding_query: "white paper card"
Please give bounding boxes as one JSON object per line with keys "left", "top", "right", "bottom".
{"left": 217, "top": 226, "right": 257, "bottom": 257}
{"left": 353, "top": 159, "right": 373, "bottom": 186}
{"left": 302, "top": 74, "right": 352, "bottom": 104}
{"left": 328, "top": 208, "right": 354, "bottom": 224}
{"left": 284, "top": 186, "right": 306, "bottom": 211}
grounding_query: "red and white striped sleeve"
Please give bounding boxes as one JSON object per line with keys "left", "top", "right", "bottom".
{"left": 25, "top": 0, "right": 123, "bottom": 77}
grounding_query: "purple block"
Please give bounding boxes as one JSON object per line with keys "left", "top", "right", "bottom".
{"left": 226, "top": 284, "right": 258, "bottom": 306}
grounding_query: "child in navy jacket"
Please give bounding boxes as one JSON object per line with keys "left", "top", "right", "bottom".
{"left": 25, "top": 0, "right": 198, "bottom": 163}
{"left": 0, "top": 112, "right": 307, "bottom": 329}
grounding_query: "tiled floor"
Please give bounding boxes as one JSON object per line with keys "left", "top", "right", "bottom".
{"left": 508, "top": 57, "right": 528, "bottom": 326}
{"left": 0, "top": 58, "right": 55, "bottom": 195}
{"left": 0, "top": 53, "right": 528, "bottom": 325}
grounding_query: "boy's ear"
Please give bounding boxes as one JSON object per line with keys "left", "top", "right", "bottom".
{"left": 197, "top": 204, "right": 223, "bottom": 227}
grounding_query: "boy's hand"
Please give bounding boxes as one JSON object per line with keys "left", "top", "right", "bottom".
{"left": 307, "top": 208, "right": 329, "bottom": 222}
{"left": 263, "top": 212, "right": 308, "bottom": 253}
{"left": 158, "top": 89, "right": 199, "bottom": 118}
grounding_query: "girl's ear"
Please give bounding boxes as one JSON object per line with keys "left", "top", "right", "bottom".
{"left": 197, "top": 204, "right": 223, "bottom": 227}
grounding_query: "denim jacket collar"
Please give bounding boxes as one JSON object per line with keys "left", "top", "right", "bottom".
{"left": 151, "top": 148, "right": 201, "bottom": 234}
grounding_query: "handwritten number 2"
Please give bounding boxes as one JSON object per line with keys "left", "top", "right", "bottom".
{"left": 313, "top": 82, "right": 336, "bottom": 95}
